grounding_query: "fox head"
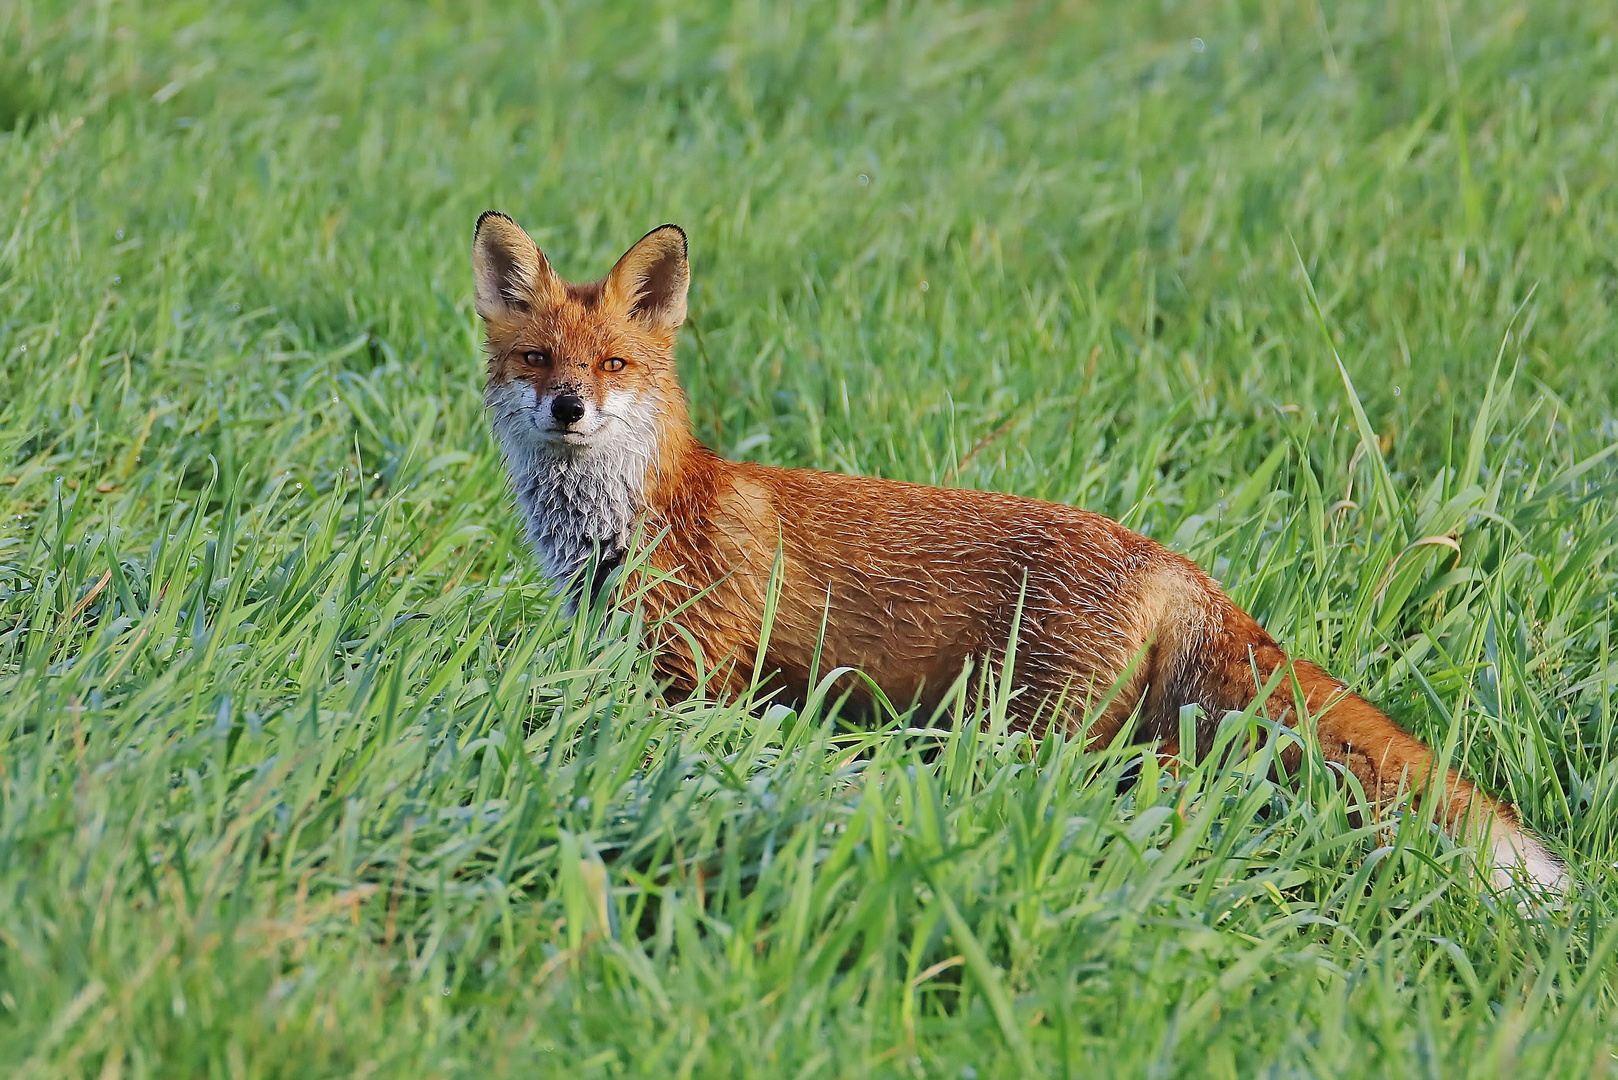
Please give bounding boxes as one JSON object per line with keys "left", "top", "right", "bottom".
{"left": 472, "top": 212, "right": 690, "bottom": 468}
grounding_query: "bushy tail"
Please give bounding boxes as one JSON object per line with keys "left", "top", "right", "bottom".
{"left": 1161, "top": 589, "right": 1568, "bottom": 893}
{"left": 1279, "top": 657, "right": 1565, "bottom": 892}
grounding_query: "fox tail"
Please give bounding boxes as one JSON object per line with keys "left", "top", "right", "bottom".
{"left": 1153, "top": 583, "right": 1568, "bottom": 893}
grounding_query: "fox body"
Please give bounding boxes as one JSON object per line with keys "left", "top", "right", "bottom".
{"left": 473, "top": 212, "right": 1566, "bottom": 892}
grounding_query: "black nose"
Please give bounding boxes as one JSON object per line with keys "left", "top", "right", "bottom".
{"left": 552, "top": 394, "right": 585, "bottom": 426}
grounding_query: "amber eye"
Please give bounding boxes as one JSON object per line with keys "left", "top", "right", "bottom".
{"left": 602, "top": 357, "right": 626, "bottom": 373}
{"left": 522, "top": 350, "right": 551, "bottom": 366}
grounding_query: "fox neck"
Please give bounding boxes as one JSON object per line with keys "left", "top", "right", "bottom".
{"left": 497, "top": 386, "right": 699, "bottom": 596}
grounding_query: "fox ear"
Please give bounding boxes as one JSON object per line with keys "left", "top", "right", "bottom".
{"left": 472, "top": 211, "right": 557, "bottom": 323}
{"left": 605, "top": 225, "right": 689, "bottom": 332}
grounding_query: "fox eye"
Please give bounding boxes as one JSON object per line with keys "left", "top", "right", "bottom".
{"left": 522, "top": 350, "right": 551, "bottom": 366}
{"left": 602, "top": 357, "right": 626, "bottom": 373}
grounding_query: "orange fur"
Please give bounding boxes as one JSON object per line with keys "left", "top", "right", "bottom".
{"left": 473, "top": 213, "right": 1567, "bottom": 892}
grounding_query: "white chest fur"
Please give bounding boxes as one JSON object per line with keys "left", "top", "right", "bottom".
{"left": 487, "top": 384, "right": 658, "bottom": 595}
{"left": 506, "top": 446, "right": 642, "bottom": 589}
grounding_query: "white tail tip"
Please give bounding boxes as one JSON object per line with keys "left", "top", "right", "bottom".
{"left": 1487, "top": 819, "right": 1569, "bottom": 894}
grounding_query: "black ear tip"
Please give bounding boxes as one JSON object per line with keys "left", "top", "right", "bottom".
{"left": 648, "top": 223, "right": 688, "bottom": 254}
{"left": 475, "top": 210, "right": 515, "bottom": 238}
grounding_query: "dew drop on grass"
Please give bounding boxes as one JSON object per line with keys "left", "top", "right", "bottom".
{"left": 858, "top": 174, "right": 869, "bottom": 186}
{"left": 1192, "top": 37, "right": 1206, "bottom": 52}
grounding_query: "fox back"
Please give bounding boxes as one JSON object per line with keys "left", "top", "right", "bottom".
{"left": 472, "top": 213, "right": 1568, "bottom": 892}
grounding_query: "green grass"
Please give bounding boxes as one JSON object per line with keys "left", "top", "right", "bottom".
{"left": 3, "top": 0, "right": 1618, "bottom": 1075}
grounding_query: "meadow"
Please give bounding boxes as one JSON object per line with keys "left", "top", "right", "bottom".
{"left": 3, "top": 0, "right": 1618, "bottom": 1075}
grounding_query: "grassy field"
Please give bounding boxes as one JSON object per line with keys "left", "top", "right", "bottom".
{"left": 3, "top": 0, "right": 1618, "bottom": 1075}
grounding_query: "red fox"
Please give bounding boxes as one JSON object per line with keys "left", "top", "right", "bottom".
{"left": 472, "top": 212, "right": 1566, "bottom": 893}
